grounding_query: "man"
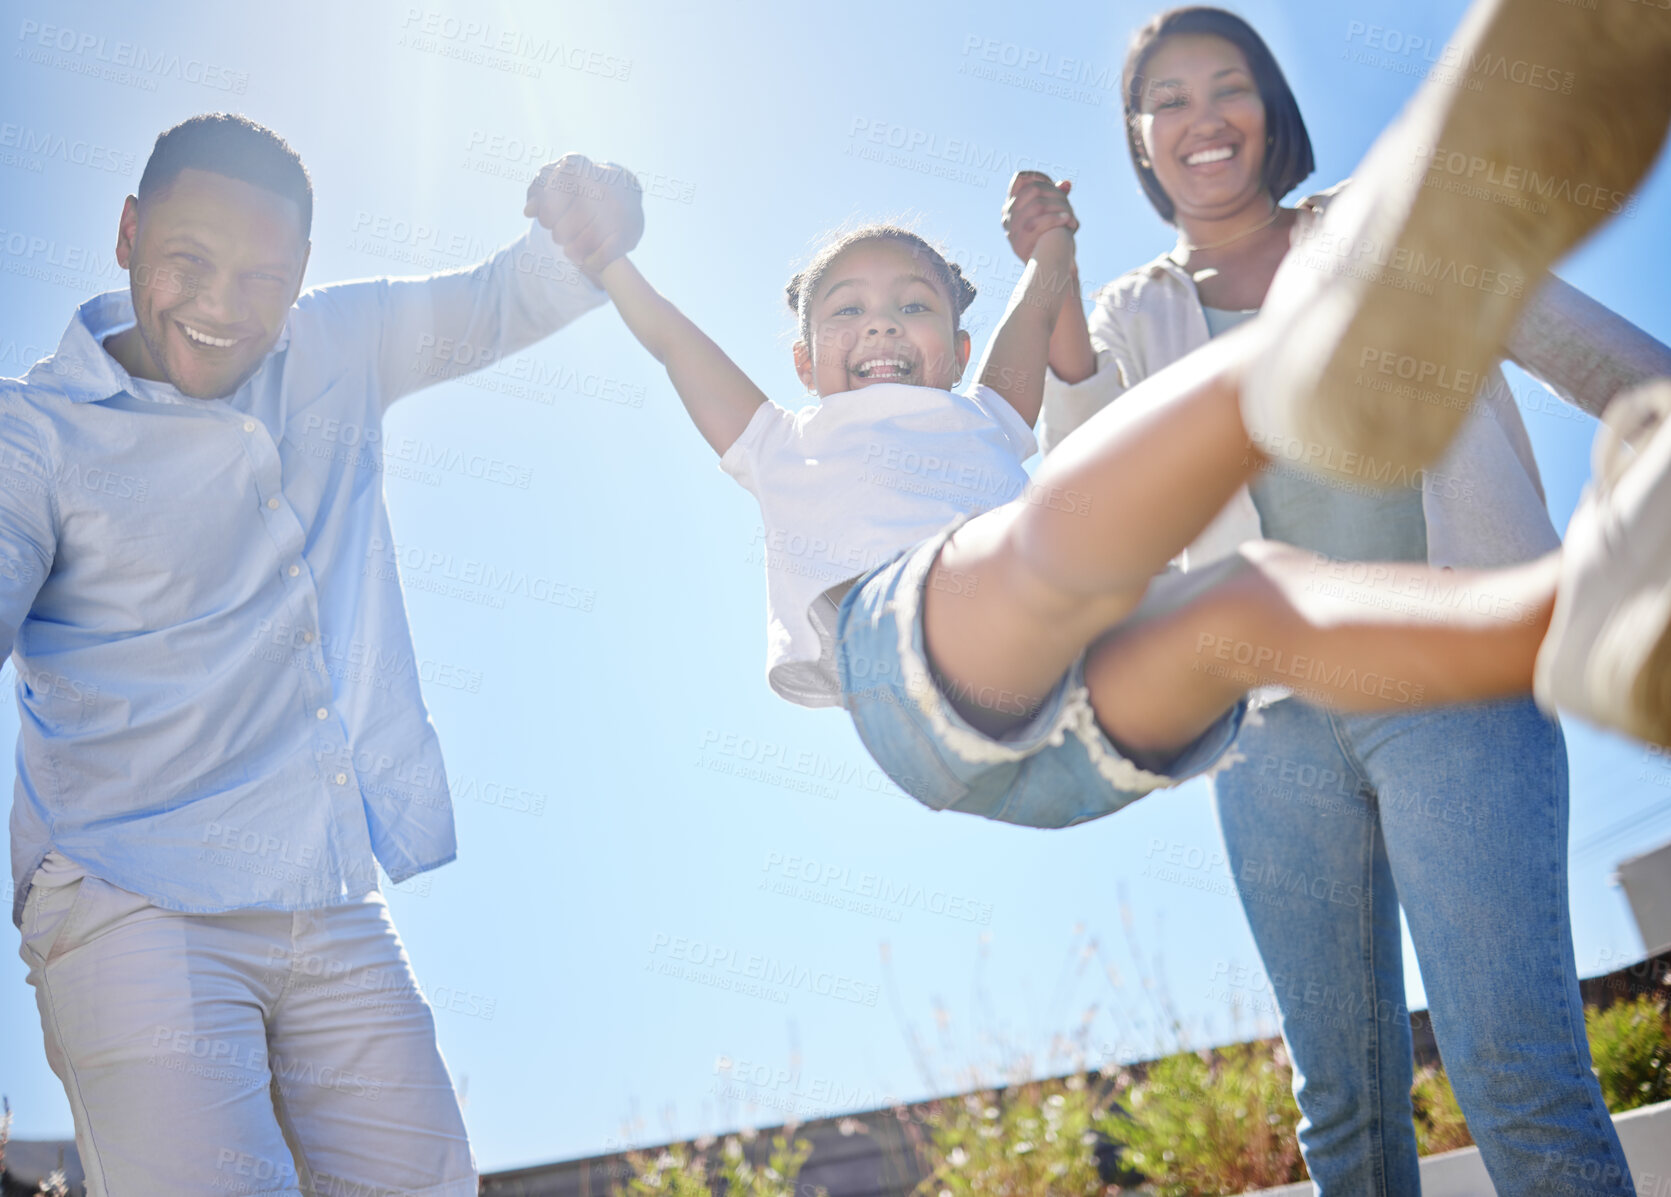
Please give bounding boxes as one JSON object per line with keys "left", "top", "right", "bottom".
{"left": 6, "top": 113, "right": 641, "bottom": 1195}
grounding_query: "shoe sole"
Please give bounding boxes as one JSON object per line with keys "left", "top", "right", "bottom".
{"left": 1536, "top": 384, "right": 1671, "bottom": 747}
{"left": 1247, "top": 0, "right": 1671, "bottom": 480}
{"left": 1561, "top": 581, "right": 1671, "bottom": 747}
{"left": 1637, "top": 607, "right": 1671, "bottom": 747}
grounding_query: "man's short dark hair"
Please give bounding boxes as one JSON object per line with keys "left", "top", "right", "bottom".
{"left": 137, "top": 113, "right": 313, "bottom": 237}
{"left": 1122, "top": 7, "right": 1315, "bottom": 225}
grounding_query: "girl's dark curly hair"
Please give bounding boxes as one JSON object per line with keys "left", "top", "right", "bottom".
{"left": 786, "top": 225, "right": 977, "bottom": 345}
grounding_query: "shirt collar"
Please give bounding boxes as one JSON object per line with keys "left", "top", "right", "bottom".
{"left": 27, "top": 289, "right": 293, "bottom": 404}
{"left": 1140, "top": 249, "right": 1194, "bottom": 283}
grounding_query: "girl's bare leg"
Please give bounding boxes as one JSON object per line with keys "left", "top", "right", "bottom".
{"left": 1085, "top": 542, "right": 1560, "bottom": 764}
{"left": 925, "top": 325, "right": 1270, "bottom": 736}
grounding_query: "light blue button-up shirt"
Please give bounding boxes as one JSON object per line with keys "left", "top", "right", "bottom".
{"left": 4, "top": 225, "right": 603, "bottom": 923}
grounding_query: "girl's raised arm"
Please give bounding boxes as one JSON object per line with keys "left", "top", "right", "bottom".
{"left": 599, "top": 257, "right": 768, "bottom": 457}
{"left": 974, "top": 226, "right": 1077, "bottom": 429}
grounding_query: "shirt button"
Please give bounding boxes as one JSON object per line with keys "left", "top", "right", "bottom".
{"left": 316, "top": 707, "right": 328, "bottom": 720}
{"left": 335, "top": 772, "right": 348, "bottom": 785}
{"left": 302, "top": 631, "right": 315, "bottom": 644}
{"left": 267, "top": 497, "right": 280, "bottom": 510}
{"left": 243, "top": 421, "right": 256, "bottom": 433}
{"left": 288, "top": 565, "right": 300, "bottom": 578}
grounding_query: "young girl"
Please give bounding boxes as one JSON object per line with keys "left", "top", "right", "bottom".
{"left": 581, "top": 0, "right": 1671, "bottom": 830}
{"left": 593, "top": 200, "right": 1572, "bottom": 831}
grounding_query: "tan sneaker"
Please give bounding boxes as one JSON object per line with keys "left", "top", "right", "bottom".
{"left": 1244, "top": 0, "right": 1671, "bottom": 482}
{"left": 1535, "top": 383, "right": 1671, "bottom": 748}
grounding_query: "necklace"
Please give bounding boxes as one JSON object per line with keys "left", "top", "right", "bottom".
{"left": 1172, "top": 201, "right": 1281, "bottom": 256}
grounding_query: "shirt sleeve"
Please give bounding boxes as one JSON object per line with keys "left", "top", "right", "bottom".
{"left": 719, "top": 400, "right": 796, "bottom": 496}
{"left": 1037, "top": 289, "right": 1134, "bottom": 456}
{"left": 963, "top": 383, "right": 1039, "bottom": 462}
{"left": 1505, "top": 274, "right": 1671, "bottom": 421}
{"left": 0, "top": 403, "right": 57, "bottom": 660}
{"left": 296, "top": 221, "right": 608, "bottom": 414}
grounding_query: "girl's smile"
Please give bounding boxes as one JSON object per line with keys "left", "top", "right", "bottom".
{"left": 796, "top": 239, "right": 971, "bottom": 397}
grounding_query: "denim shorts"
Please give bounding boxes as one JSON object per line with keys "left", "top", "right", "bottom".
{"left": 835, "top": 518, "right": 1246, "bottom": 829}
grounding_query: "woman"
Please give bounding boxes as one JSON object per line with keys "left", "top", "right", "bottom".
{"left": 1013, "top": 7, "right": 1658, "bottom": 1193}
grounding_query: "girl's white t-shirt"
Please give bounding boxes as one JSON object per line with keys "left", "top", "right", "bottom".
{"left": 720, "top": 382, "right": 1036, "bottom": 708}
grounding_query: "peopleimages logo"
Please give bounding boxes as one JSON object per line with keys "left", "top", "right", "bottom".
{"left": 712, "top": 1056, "right": 901, "bottom": 1118}
{"left": 0, "top": 228, "right": 123, "bottom": 281}
{"left": 298, "top": 412, "right": 534, "bottom": 490}
{"left": 0, "top": 123, "right": 135, "bottom": 174}
{"left": 397, "top": 9, "right": 631, "bottom": 81}
{"left": 759, "top": 852, "right": 994, "bottom": 924}
{"left": 363, "top": 534, "right": 595, "bottom": 613}
{"left": 1412, "top": 144, "right": 1637, "bottom": 218}
{"left": 15, "top": 19, "right": 250, "bottom": 92}
{"left": 1341, "top": 20, "right": 1573, "bottom": 94}
{"left": 956, "top": 34, "right": 1119, "bottom": 107}
{"left": 646, "top": 933, "right": 881, "bottom": 1007}
{"left": 846, "top": 117, "right": 1077, "bottom": 190}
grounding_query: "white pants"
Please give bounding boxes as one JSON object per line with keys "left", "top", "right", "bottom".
{"left": 19, "top": 855, "right": 476, "bottom": 1196}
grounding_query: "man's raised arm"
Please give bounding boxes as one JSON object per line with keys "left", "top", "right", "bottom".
{"left": 309, "top": 153, "right": 644, "bottom": 412}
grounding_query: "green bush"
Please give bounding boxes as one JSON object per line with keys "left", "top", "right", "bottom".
{"left": 1111, "top": 1042, "right": 1306, "bottom": 1197}
{"left": 613, "top": 991, "right": 1671, "bottom": 1197}
{"left": 909, "top": 1042, "right": 1486, "bottom": 1196}
{"left": 1588, "top": 995, "right": 1671, "bottom": 1113}
{"left": 1410, "top": 1065, "right": 1472, "bottom": 1156}
{"left": 718, "top": 1131, "right": 825, "bottom": 1197}
{"left": 616, "top": 1131, "right": 823, "bottom": 1197}
{"left": 616, "top": 1144, "right": 716, "bottom": 1197}
{"left": 913, "top": 1073, "right": 1117, "bottom": 1196}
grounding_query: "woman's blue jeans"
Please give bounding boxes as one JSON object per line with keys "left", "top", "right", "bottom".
{"left": 1211, "top": 695, "right": 1633, "bottom": 1196}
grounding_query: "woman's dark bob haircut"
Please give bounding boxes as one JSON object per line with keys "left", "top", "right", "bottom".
{"left": 1122, "top": 6, "right": 1314, "bottom": 225}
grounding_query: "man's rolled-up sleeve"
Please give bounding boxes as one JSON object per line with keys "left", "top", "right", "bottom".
{"left": 360, "top": 221, "right": 608, "bottom": 411}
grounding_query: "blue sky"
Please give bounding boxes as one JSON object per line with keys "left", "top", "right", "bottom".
{"left": 2, "top": 0, "right": 1669, "bottom": 1173}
